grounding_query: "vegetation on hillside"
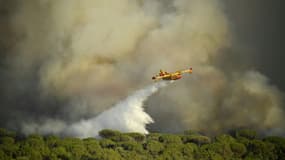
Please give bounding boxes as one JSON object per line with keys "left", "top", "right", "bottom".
{"left": 0, "top": 128, "right": 284, "bottom": 160}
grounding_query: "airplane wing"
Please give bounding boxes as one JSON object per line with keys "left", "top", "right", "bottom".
{"left": 181, "top": 68, "right": 192, "bottom": 74}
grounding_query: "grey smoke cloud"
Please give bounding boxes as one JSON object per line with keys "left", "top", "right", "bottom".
{"left": 0, "top": 0, "right": 284, "bottom": 136}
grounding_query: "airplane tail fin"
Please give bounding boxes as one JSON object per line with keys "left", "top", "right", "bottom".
{"left": 181, "top": 67, "right": 192, "bottom": 74}
{"left": 189, "top": 67, "right": 192, "bottom": 73}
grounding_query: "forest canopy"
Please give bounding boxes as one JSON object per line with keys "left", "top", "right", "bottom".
{"left": 0, "top": 128, "right": 284, "bottom": 160}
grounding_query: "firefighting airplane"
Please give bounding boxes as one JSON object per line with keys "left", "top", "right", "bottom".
{"left": 152, "top": 67, "right": 192, "bottom": 81}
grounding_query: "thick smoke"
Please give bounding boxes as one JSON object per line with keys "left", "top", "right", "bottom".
{"left": 0, "top": 0, "right": 284, "bottom": 136}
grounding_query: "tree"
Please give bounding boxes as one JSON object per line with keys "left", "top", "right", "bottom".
{"left": 235, "top": 129, "right": 257, "bottom": 140}
{"left": 21, "top": 134, "right": 50, "bottom": 159}
{"left": 147, "top": 133, "right": 161, "bottom": 141}
{"left": 60, "top": 137, "right": 88, "bottom": 159}
{"left": 0, "top": 127, "right": 285, "bottom": 160}
{"left": 184, "top": 130, "right": 200, "bottom": 135}
{"left": 0, "top": 128, "right": 16, "bottom": 138}
{"left": 0, "top": 149, "right": 8, "bottom": 160}
{"left": 246, "top": 139, "right": 276, "bottom": 160}
{"left": 215, "top": 134, "right": 236, "bottom": 144}
{"left": 110, "top": 134, "right": 133, "bottom": 142}
{"left": 182, "top": 143, "right": 197, "bottom": 159}
{"left": 201, "top": 142, "right": 233, "bottom": 159}
{"left": 160, "top": 143, "right": 185, "bottom": 160}
{"left": 159, "top": 149, "right": 184, "bottom": 160}
{"left": 99, "top": 129, "right": 121, "bottom": 139}
{"left": 98, "top": 149, "right": 122, "bottom": 160}
{"left": 158, "top": 134, "right": 182, "bottom": 144}
{"left": 230, "top": 142, "right": 247, "bottom": 158}
{"left": 120, "top": 141, "right": 143, "bottom": 153}
{"left": 117, "top": 150, "right": 143, "bottom": 160}
{"left": 100, "top": 139, "right": 117, "bottom": 149}
{"left": 236, "top": 136, "right": 251, "bottom": 147}
{"left": 51, "top": 146, "right": 71, "bottom": 160}
{"left": 263, "top": 136, "right": 285, "bottom": 159}
{"left": 125, "top": 133, "right": 145, "bottom": 142}
{"left": 0, "top": 136, "right": 19, "bottom": 158}
{"left": 83, "top": 138, "right": 102, "bottom": 155}
{"left": 144, "top": 140, "right": 164, "bottom": 156}
{"left": 195, "top": 145, "right": 224, "bottom": 160}
{"left": 182, "top": 135, "right": 211, "bottom": 146}
{"left": 15, "top": 157, "right": 29, "bottom": 160}
{"left": 45, "top": 135, "right": 59, "bottom": 148}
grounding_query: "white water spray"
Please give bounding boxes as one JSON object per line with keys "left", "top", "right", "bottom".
{"left": 67, "top": 81, "right": 171, "bottom": 138}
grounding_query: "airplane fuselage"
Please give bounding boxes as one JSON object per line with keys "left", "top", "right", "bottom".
{"left": 152, "top": 68, "right": 192, "bottom": 81}
{"left": 162, "top": 74, "right": 182, "bottom": 80}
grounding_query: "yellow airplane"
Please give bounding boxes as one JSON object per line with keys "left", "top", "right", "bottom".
{"left": 152, "top": 67, "right": 192, "bottom": 81}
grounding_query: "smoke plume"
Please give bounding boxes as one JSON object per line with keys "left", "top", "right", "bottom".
{"left": 0, "top": 0, "right": 284, "bottom": 136}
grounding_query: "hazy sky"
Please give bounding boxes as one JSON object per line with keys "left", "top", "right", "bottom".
{"left": 224, "top": 0, "right": 285, "bottom": 91}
